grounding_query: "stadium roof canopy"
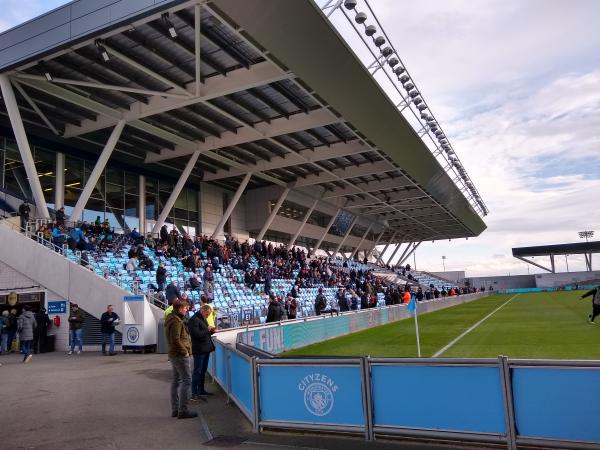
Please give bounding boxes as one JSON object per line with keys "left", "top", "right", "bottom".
{"left": 0, "top": 0, "right": 487, "bottom": 244}
{"left": 512, "top": 241, "right": 600, "bottom": 273}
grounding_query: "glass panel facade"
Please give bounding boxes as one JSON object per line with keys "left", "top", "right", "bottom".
{"left": 0, "top": 139, "right": 199, "bottom": 234}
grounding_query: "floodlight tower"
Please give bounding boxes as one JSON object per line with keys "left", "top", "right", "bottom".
{"left": 578, "top": 231, "right": 594, "bottom": 242}
{"left": 442, "top": 255, "right": 446, "bottom": 271}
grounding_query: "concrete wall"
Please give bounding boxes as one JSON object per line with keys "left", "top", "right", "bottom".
{"left": 430, "top": 271, "right": 466, "bottom": 284}
{"left": 0, "top": 260, "right": 39, "bottom": 291}
{"left": 200, "top": 182, "right": 249, "bottom": 241}
{"left": 466, "top": 275, "right": 536, "bottom": 290}
{"left": 534, "top": 271, "right": 600, "bottom": 289}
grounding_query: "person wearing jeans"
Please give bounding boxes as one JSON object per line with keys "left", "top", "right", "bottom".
{"left": 188, "top": 305, "right": 216, "bottom": 399}
{"left": 68, "top": 304, "right": 84, "bottom": 354}
{"left": 165, "top": 299, "right": 196, "bottom": 419}
{"left": 17, "top": 305, "right": 36, "bottom": 363}
{"left": 100, "top": 304, "right": 120, "bottom": 355}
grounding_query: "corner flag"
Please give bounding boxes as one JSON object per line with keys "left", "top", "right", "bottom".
{"left": 406, "top": 295, "right": 421, "bottom": 357}
{"left": 407, "top": 296, "right": 417, "bottom": 315}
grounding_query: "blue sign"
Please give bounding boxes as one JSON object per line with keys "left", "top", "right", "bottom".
{"left": 47, "top": 301, "right": 67, "bottom": 314}
{"left": 259, "top": 364, "right": 365, "bottom": 427}
{"left": 123, "top": 295, "right": 144, "bottom": 302}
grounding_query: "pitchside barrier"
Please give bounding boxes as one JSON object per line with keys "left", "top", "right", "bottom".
{"left": 206, "top": 295, "right": 600, "bottom": 449}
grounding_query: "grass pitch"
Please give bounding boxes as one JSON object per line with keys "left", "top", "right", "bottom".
{"left": 283, "top": 291, "right": 600, "bottom": 359}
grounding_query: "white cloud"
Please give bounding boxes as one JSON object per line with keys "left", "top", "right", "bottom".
{"left": 326, "top": 1, "right": 600, "bottom": 276}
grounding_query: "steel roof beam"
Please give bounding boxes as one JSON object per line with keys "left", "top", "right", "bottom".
{"left": 63, "top": 61, "right": 292, "bottom": 137}
{"left": 320, "top": 176, "right": 413, "bottom": 199}
{"left": 145, "top": 108, "right": 339, "bottom": 163}
{"left": 202, "top": 140, "right": 369, "bottom": 181}
{"left": 293, "top": 160, "right": 394, "bottom": 188}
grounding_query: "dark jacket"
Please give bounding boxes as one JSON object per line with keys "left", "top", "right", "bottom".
{"left": 315, "top": 293, "right": 327, "bottom": 315}
{"left": 165, "top": 313, "right": 192, "bottom": 358}
{"left": 100, "top": 311, "right": 120, "bottom": 333}
{"left": 34, "top": 311, "right": 51, "bottom": 336}
{"left": 266, "top": 301, "right": 284, "bottom": 323}
{"left": 582, "top": 287, "right": 600, "bottom": 305}
{"left": 68, "top": 308, "right": 85, "bottom": 330}
{"left": 156, "top": 266, "right": 167, "bottom": 284}
{"left": 188, "top": 313, "right": 215, "bottom": 355}
{"left": 165, "top": 283, "right": 181, "bottom": 303}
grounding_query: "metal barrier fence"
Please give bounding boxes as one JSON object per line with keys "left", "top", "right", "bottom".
{"left": 207, "top": 344, "right": 600, "bottom": 449}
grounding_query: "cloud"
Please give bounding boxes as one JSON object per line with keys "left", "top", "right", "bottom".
{"left": 330, "top": 1, "right": 600, "bottom": 276}
{"left": 0, "top": 0, "right": 69, "bottom": 33}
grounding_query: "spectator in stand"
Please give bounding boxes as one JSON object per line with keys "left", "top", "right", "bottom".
{"left": 18, "top": 305, "right": 36, "bottom": 363}
{"left": 350, "top": 290, "right": 359, "bottom": 310}
{"left": 126, "top": 254, "right": 138, "bottom": 275}
{"left": 425, "top": 289, "right": 432, "bottom": 300}
{"left": 266, "top": 294, "right": 284, "bottom": 323}
{"left": 434, "top": 288, "right": 440, "bottom": 299}
{"left": 337, "top": 288, "right": 350, "bottom": 312}
{"left": 33, "top": 307, "right": 50, "bottom": 354}
{"left": 449, "top": 287, "right": 456, "bottom": 297}
{"left": 52, "top": 224, "right": 66, "bottom": 249}
{"left": 160, "top": 225, "right": 169, "bottom": 244}
{"left": 402, "top": 289, "right": 411, "bottom": 304}
{"left": 130, "top": 228, "right": 141, "bottom": 243}
{"left": 100, "top": 304, "right": 120, "bottom": 356}
{"left": 188, "top": 274, "right": 201, "bottom": 292}
{"left": 314, "top": 288, "right": 327, "bottom": 316}
{"left": 286, "top": 294, "right": 298, "bottom": 320}
{"left": 165, "top": 299, "right": 196, "bottom": 419}
{"left": 55, "top": 206, "right": 66, "bottom": 227}
{"left": 416, "top": 287, "right": 424, "bottom": 302}
{"left": 166, "top": 281, "right": 182, "bottom": 305}
{"left": 441, "top": 287, "right": 448, "bottom": 297}
{"left": 145, "top": 234, "right": 156, "bottom": 249}
{"left": 189, "top": 304, "right": 216, "bottom": 400}
{"left": 18, "top": 200, "right": 31, "bottom": 231}
{"left": 68, "top": 303, "right": 84, "bottom": 355}
{"left": 156, "top": 263, "right": 167, "bottom": 292}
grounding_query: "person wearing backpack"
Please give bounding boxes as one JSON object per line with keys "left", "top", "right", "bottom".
{"left": 581, "top": 285, "right": 600, "bottom": 324}
{"left": 0, "top": 310, "right": 9, "bottom": 354}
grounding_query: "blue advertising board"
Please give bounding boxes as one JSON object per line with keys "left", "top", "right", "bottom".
{"left": 259, "top": 364, "right": 365, "bottom": 427}
{"left": 123, "top": 295, "right": 144, "bottom": 302}
{"left": 512, "top": 367, "right": 600, "bottom": 442}
{"left": 371, "top": 365, "right": 506, "bottom": 434}
{"left": 230, "top": 351, "right": 253, "bottom": 417}
{"left": 47, "top": 300, "right": 67, "bottom": 314}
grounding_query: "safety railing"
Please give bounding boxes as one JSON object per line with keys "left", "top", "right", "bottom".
{"left": 208, "top": 340, "right": 600, "bottom": 449}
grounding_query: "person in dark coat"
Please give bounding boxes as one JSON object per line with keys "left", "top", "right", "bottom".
{"left": 18, "top": 200, "right": 31, "bottom": 231}
{"left": 188, "top": 305, "right": 215, "bottom": 399}
{"left": 156, "top": 263, "right": 167, "bottom": 291}
{"left": 165, "top": 281, "right": 182, "bottom": 305}
{"left": 100, "top": 304, "right": 120, "bottom": 355}
{"left": 68, "top": 303, "right": 85, "bottom": 355}
{"left": 6, "top": 309, "right": 18, "bottom": 352}
{"left": 581, "top": 286, "right": 600, "bottom": 324}
{"left": 314, "top": 288, "right": 327, "bottom": 316}
{"left": 266, "top": 295, "right": 284, "bottom": 323}
{"left": 33, "top": 307, "right": 51, "bottom": 354}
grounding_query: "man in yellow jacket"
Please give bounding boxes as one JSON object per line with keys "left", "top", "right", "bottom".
{"left": 200, "top": 295, "right": 216, "bottom": 329}
{"left": 165, "top": 299, "right": 196, "bottom": 419}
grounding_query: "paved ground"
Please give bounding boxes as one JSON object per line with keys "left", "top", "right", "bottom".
{"left": 1, "top": 351, "right": 501, "bottom": 450}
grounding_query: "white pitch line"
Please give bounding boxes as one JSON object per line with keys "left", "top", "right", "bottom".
{"left": 432, "top": 294, "right": 520, "bottom": 358}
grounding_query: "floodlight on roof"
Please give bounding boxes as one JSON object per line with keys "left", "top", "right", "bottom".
{"left": 381, "top": 47, "right": 393, "bottom": 57}
{"left": 394, "top": 67, "right": 405, "bottom": 76}
{"left": 388, "top": 57, "right": 399, "bottom": 67}
{"left": 39, "top": 61, "right": 52, "bottom": 81}
{"left": 399, "top": 75, "right": 410, "bottom": 84}
{"left": 355, "top": 12, "right": 367, "bottom": 24}
{"left": 417, "top": 104, "right": 427, "bottom": 111}
{"left": 413, "top": 98, "right": 423, "bottom": 105}
{"left": 435, "top": 130, "right": 443, "bottom": 137}
{"left": 344, "top": 0, "right": 358, "bottom": 9}
{"left": 404, "top": 82, "right": 414, "bottom": 91}
{"left": 374, "top": 36, "right": 386, "bottom": 47}
{"left": 365, "top": 25, "right": 377, "bottom": 36}
{"left": 162, "top": 13, "right": 177, "bottom": 38}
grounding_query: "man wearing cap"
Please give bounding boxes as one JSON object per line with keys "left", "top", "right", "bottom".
{"left": 165, "top": 300, "right": 197, "bottom": 419}
{"left": 100, "top": 304, "right": 120, "bottom": 355}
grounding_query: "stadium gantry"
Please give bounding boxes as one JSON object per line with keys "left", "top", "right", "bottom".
{"left": 0, "top": 0, "right": 486, "bottom": 257}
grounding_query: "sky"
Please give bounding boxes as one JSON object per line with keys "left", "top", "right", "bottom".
{"left": 1, "top": 0, "right": 599, "bottom": 277}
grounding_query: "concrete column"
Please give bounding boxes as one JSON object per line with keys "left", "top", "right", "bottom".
{"left": 399, "top": 241, "right": 422, "bottom": 266}
{"left": 211, "top": 172, "right": 252, "bottom": 239}
{"left": 138, "top": 175, "right": 146, "bottom": 234}
{"left": 0, "top": 74, "right": 49, "bottom": 218}
{"left": 349, "top": 223, "right": 373, "bottom": 260}
{"left": 313, "top": 208, "right": 341, "bottom": 253}
{"left": 152, "top": 150, "right": 201, "bottom": 234}
{"left": 256, "top": 187, "right": 290, "bottom": 241}
{"left": 377, "top": 231, "right": 398, "bottom": 265}
{"left": 54, "top": 152, "right": 65, "bottom": 209}
{"left": 386, "top": 242, "right": 402, "bottom": 266}
{"left": 287, "top": 198, "right": 318, "bottom": 250}
{"left": 334, "top": 216, "right": 358, "bottom": 256}
{"left": 70, "top": 120, "right": 125, "bottom": 221}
